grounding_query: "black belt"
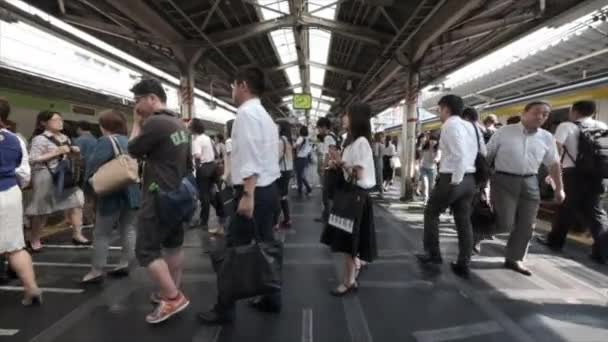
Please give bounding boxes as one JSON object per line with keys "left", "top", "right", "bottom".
{"left": 496, "top": 171, "right": 536, "bottom": 178}
{"left": 438, "top": 173, "right": 475, "bottom": 177}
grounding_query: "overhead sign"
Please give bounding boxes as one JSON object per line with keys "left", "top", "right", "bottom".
{"left": 293, "top": 94, "right": 312, "bottom": 110}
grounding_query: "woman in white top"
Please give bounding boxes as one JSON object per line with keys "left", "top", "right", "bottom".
{"left": 275, "top": 122, "right": 295, "bottom": 229}
{"left": 294, "top": 126, "right": 313, "bottom": 197}
{"left": 418, "top": 137, "right": 440, "bottom": 203}
{"left": 321, "top": 102, "right": 377, "bottom": 296}
{"left": 382, "top": 136, "right": 397, "bottom": 190}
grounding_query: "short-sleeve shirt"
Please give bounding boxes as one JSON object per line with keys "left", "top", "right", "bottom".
{"left": 319, "top": 134, "right": 337, "bottom": 155}
{"left": 230, "top": 98, "right": 280, "bottom": 187}
{"left": 295, "top": 136, "right": 312, "bottom": 158}
{"left": 342, "top": 137, "right": 376, "bottom": 189}
{"left": 29, "top": 131, "right": 71, "bottom": 171}
{"left": 554, "top": 117, "right": 608, "bottom": 169}
{"left": 191, "top": 133, "right": 215, "bottom": 164}
{"left": 487, "top": 122, "right": 559, "bottom": 175}
{"left": 128, "top": 110, "right": 190, "bottom": 196}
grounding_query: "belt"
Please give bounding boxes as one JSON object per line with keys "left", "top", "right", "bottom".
{"left": 438, "top": 172, "right": 475, "bottom": 177}
{"left": 496, "top": 171, "right": 536, "bottom": 178}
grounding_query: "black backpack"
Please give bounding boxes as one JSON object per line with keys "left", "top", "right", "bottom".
{"left": 569, "top": 122, "right": 608, "bottom": 179}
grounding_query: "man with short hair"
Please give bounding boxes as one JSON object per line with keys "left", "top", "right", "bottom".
{"left": 315, "top": 116, "right": 339, "bottom": 223}
{"left": 416, "top": 94, "right": 485, "bottom": 279}
{"left": 537, "top": 100, "right": 608, "bottom": 264}
{"left": 487, "top": 101, "right": 565, "bottom": 276}
{"left": 128, "top": 79, "right": 191, "bottom": 324}
{"left": 198, "top": 67, "right": 281, "bottom": 325}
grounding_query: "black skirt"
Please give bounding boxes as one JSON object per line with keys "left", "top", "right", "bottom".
{"left": 383, "top": 156, "right": 393, "bottom": 182}
{"left": 320, "top": 189, "right": 377, "bottom": 262}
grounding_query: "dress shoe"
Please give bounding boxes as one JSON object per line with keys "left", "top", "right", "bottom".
{"left": 248, "top": 298, "right": 281, "bottom": 313}
{"left": 504, "top": 260, "right": 532, "bottom": 276}
{"left": 197, "top": 309, "right": 234, "bottom": 325}
{"left": 72, "top": 238, "right": 92, "bottom": 246}
{"left": 108, "top": 267, "right": 130, "bottom": 278}
{"left": 450, "top": 262, "right": 470, "bottom": 279}
{"left": 415, "top": 253, "right": 443, "bottom": 265}
{"left": 472, "top": 242, "right": 482, "bottom": 255}
{"left": 330, "top": 282, "right": 358, "bottom": 297}
{"left": 535, "top": 236, "right": 561, "bottom": 252}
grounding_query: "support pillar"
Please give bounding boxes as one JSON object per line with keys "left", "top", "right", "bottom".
{"left": 400, "top": 69, "right": 419, "bottom": 201}
{"left": 175, "top": 46, "right": 204, "bottom": 119}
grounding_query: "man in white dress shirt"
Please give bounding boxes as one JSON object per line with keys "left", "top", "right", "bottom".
{"left": 198, "top": 68, "right": 281, "bottom": 325}
{"left": 487, "top": 101, "right": 565, "bottom": 276}
{"left": 417, "top": 95, "right": 484, "bottom": 279}
{"left": 537, "top": 100, "right": 608, "bottom": 264}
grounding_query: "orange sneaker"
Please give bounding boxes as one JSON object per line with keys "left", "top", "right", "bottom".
{"left": 145, "top": 292, "right": 190, "bottom": 324}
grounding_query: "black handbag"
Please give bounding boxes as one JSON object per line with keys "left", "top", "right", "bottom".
{"left": 217, "top": 181, "right": 235, "bottom": 217}
{"left": 327, "top": 180, "right": 365, "bottom": 234}
{"left": 471, "top": 188, "right": 496, "bottom": 235}
{"left": 43, "top": 136, "right": 82, "bottom": 196}
{"left": 471, "top": 122, "right": 491, "bottom": 185}
{"left": 216, "top": 215, "right": 283, "bottom": 302}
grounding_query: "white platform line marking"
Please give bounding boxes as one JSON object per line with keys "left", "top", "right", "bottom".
{"left": 43, "top": 244, "right": 121, "bottom": 250}
{"left": 0, "top": 329, "right": 19, "bottom": 336}
{"left": 31, "top": 261, "right": 119, "bottom": 268}
{"left": 413, "top": 321, "right": 504, "bottom": 342}
{"left": 302, "top": 308, "right": 313, "bottom": 342}
{"left": 0, "top": 286, "right": 84, "bottom": 294}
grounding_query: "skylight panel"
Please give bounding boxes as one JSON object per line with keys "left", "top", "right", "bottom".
{"left": 258, "top": 0, "right": 289, "bottom": 20}
{"left": 294, "top": 87, "right": 303, "bottom": 94}
{"left": 309, "top": 29, "right": 331, "bottom": 64}
{"left": 310, "top": 65, "right": 326, "bottom": 85}
{"left": 309, "top": 1, "right": 337, "bottom": 20}
{"left": 311, "top": 87, "right": 322, "bottom": 98}
{"left": 270, "top": 29, "right": 297, "bottom": 64}
{"left": 318, "top": 103, "right": 331, "bottom": 112}
{"left": 285, "top": 65, "right": 301, "bottom": 85}
{"left": 321, "top": 95, "right": 335, "bottom": 102}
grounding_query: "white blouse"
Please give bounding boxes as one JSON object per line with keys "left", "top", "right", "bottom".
{"left": 342, "top": 137, "right": 376, "bottom": 189}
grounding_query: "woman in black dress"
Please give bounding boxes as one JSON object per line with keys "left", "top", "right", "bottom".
{"left": 321, "top": 102, "right": 377, "bottom": 296}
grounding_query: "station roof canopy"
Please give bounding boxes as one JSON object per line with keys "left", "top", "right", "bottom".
{"left": 7, "top": 0, "right": 587, "bottom": 118}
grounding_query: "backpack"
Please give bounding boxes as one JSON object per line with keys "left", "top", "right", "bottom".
{"left": 327, "top": 132, "right": 342, "bottom": 151}
{"left": 569, "top": 122, "right": 608, "bottom": 179}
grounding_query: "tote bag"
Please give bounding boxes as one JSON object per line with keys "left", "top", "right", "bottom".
{"left": 215, "top": 215, "right": 283, "bottom": 302}
{"left": 89, "top": 136, "right": 139, "bottom": 195}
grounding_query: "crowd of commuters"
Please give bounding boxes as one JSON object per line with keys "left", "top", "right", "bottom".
{"left": 2, "top": 71, "right": 608, "bottom": 331}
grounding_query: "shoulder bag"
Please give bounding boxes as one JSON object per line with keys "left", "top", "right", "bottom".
{"left": 43, "top": 135, "right": 82, "bottom": 196}
{"left": 89, "top": 136, "right": 139, "bottom": 195}
{"left": 214, "top": 215, "right": 283, "bottom": 302}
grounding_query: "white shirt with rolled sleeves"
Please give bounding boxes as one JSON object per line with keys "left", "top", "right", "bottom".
{"left": 438, "top": 116, "right": 486, "bottom": 184}
{"left": 554, "top": 117, "right": 608, "bottom": 169}
{"left": 230, "top": 98, "right": 280, "bottom": 187}
{"left": 486, "top": 123, "right": 559, "bottom": 175}
{"left": 342, "top": 137, "right": 376, "bottom": 189}
{"left": 320, "top": 134, "right": 337, "bottom": 155}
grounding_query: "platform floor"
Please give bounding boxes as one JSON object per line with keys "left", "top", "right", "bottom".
{"left": 1, "top": 187, "right": 608, "bottom": 342}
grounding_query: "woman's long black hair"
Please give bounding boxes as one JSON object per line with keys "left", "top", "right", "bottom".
{"left": 344, "top": 102, "right": 372, "bottom": 148}
{"left": 278, "top": 121, "right": 293, "bottom": 145}
{"left": 31, "top": 110, "right": 60, "bottom": 141}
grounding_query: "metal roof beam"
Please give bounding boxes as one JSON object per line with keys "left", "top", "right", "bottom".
{"left": 411, "top": 0, "right": 485, "bottom": 62}
{"left": 207, "top": 16, "right": 296, "bottom": 47}
{"left": 62, "top": 15, "right": 155, "bottom": 41}
{"left": 298, "top": 14, "right": 391, "bottom": 46}
{"left": 442, "top": 13, "right": 538, "bottom": 44}
{"left": 104, "top": 0, "right": 182, "bottom": 44}
{"left": 308, "top": 61, "right": 364, "bottom": 79}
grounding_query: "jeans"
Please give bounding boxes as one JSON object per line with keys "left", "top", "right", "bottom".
{"left": 549, "top": 169, "right": 608, "bottom": 257}
{"left": 419, "top": 167, "right": 437, "bottom": 202}
{"left": 215, "top": 183, "right": 281, "bottom": 317}
{"left": 92, "top": 207, "right": 136, "bottom": 270}
{"left": 424, "top": 174, "right": 476, "bottom": 264}
{"left": 294, "top": 157, "right": 311, "bottom": 195}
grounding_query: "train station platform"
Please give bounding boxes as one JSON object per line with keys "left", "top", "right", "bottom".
{"left": 2, "top": 188, "right": 608, "bottom": 342}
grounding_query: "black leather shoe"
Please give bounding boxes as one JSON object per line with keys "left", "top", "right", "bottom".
{"left": 197, "top": 309, "right": 234, "bottom": 325}
{"left": 248, "top": 298, "right": 281, "bottom": 313}
{"left": 504, "top": 260, "right": 532, "bottom": 276}
{"left": 107, "top": 267, "right": 130, "bottom": 278}
{"left": 450, "top": 262, "right": 470, "bottom": 279}
{"left": 535, "top": 236, "right": 561, "bottom": 252}
{"left": 415, "top": 253, "right": 443, "bottom": 265}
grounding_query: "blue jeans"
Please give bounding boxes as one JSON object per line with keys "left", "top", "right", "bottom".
{"left": 294, "top": 157, "right": 311, "bottom": 195}
{"left": 419, "top": 167, "right": 436, "bottom": 201}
